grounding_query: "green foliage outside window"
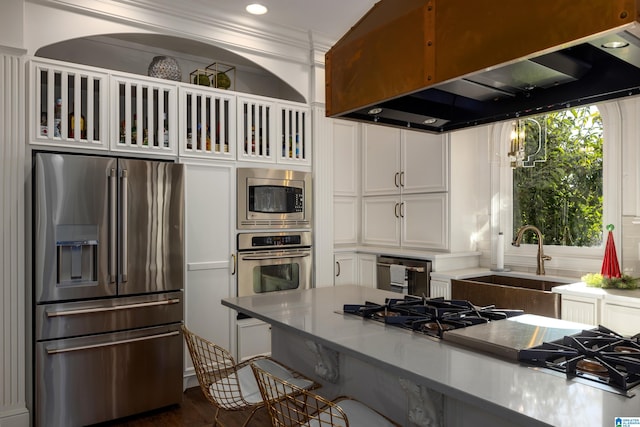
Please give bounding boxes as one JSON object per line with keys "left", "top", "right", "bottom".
{"left": 512, "top": 106, "right": 603, "bottom": 247}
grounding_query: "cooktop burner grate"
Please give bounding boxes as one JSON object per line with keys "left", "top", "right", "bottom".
{"left": 519, "top": 325, "right": 640, "bottom": 396}
{"left": 343, "top": 295, "right": 523, "bottom": 338}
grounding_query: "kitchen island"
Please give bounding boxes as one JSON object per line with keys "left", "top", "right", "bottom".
{"left": 222, "top": 286, "right": 639, "bottom": 427}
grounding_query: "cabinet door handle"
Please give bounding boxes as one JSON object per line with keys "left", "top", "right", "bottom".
{"left": 400, "top": 171, "right": 405, "bottom": 187}
{"left": 336, "top": 261, "right": 341, "bottom": 277}
{"left": 400, "top": 202, "right": 405, "bottom": 218}
{"left": 231, "top": 254, "right": 236, "bottom": 275}
{"left": 394, "top": 203, "right": 400, "bottom": 218}
{"left": 394, "top": 172, "right": 400, "bottom": 188}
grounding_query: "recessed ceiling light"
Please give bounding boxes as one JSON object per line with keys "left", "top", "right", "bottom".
{"left": 368, "top": 107, "right": 383, "bottom": 115}
{"left": 423, "top": 118, "right": 437, "bottom": 124}
{"left": 246, "top": 4, "right": 268, "bottom": 15}
{"left": 602, "top": 40, "right": 629, "bottom": 49}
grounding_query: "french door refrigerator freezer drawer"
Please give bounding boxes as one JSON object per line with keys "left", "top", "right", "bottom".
{"left": 35, "top": 323, "right": 183, "bottom": 427}
{"left": 35, "top": 291, "right": 183, "bottom": 341}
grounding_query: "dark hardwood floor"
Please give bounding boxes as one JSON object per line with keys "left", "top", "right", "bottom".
{"left": 94, "top": 387, "right": 272, "bottom": 427}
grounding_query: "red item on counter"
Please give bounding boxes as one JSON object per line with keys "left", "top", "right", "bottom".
{"left": 600, "top": 224, "right": 621, "bottom": 278}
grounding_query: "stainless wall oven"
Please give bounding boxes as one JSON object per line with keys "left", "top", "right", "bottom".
{"left": 237, "top": 167, "right": 312, "bottom": 229}
{"left": 237, "top": 231, "right": 312, "bottom": 297}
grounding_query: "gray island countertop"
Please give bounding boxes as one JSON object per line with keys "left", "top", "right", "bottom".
{"left": 222, "top": 285, "right": 639, "bottom": 427}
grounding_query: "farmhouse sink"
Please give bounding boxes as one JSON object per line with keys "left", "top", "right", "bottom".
{"left": 451, "top": 274, "right": 566, "bottom": 318}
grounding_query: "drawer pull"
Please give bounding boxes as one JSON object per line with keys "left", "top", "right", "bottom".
{"left": 46, "top": 298, "right": 181, "bottom": 317}
{"left": 46, "top": 331, "right": 180, "bottom": 355}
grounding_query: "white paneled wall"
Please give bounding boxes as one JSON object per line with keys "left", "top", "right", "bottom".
{"left": 0, "top": 51, "right": 29, "bottom": 427}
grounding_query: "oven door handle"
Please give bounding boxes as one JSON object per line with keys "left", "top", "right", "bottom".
{"left": 240, "top": 253, "right": 311, "bottom": 261}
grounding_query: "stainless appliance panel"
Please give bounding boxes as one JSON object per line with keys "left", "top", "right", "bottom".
{"left": 34, "top": 153, "right": 185, "bottom": 301}
{"left": 34, "top": 153, "right": 117, "bottom": 302}
{"left": 35, "top": 324, "right": 183, "bottom": 427}
{"left": 443, "top": 314, "right": 595, "bottom": 360}
{"left": 35, "top": 291, "right": 183, "bottom": 341}
{"left": 237, "top": 167, "right": 312, "bottom": 229}
{"left": 376, "top": 255, "right": 431, "bottom": 297}
{"left": 119, "top": 158, "right": 184, "bottom": 295}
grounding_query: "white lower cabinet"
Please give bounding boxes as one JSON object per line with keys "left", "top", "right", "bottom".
{"left": 430, "top": 279, "right": 451, "bottom": 299}
{"left": 561, "top": 294, "right": 600, "bottom": 325}
{"left": 357, "top": 253, "right": 377, "bottom": 288}
{"left": 601, "top": 299, "right": 640, "bottom": 337}
{"left": 558, "top": 288, "right": 640, "bottom": 336}
{"left": 237, "top": 318, "right": 271, "bottom": 361}
{"left": 334, "top": 253, "right": 358, "bottom": 286}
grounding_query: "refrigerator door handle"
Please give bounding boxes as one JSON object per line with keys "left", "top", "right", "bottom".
{"left": 109, "top": 168, "right": 117, "bottom": 284}
{"left": 46, "top": 331, "right": 180, "bottom": 355}
{"left": 120, "top": 168, "right": 129, "bottom": 283}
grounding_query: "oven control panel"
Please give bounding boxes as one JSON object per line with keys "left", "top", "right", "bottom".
{"left": 252, "top": 234, "right": 301, "bottom": 247}
{"left": 237, "top": 231, "right": 312, "bottom": 251}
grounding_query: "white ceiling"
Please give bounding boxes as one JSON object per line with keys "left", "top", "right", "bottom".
{"left": 152, "top": 0, "right": 378, "bottom": 46}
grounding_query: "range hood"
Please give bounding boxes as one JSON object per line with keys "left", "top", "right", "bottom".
{"left": 325, "top": 0, "right": 640, "bottom": 133}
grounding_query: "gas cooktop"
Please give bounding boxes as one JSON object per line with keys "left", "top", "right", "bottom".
{"left": 343, "top": 295, "right": 640, "bottom": 397}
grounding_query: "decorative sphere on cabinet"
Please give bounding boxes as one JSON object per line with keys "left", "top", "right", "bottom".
{"left": 148, "top": 56, "right": 182, "bottom": 81}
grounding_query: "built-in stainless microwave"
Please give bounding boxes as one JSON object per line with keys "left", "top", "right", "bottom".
{"left": 237, "top": 168, "right": 312, "bottom": 229}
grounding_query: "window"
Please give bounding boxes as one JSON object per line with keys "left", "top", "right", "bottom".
{"left": 511, "top": 106, "right": 603, "bottom": 247}
{"left": 491, "top": 101, "right": 622, "bottom": 275}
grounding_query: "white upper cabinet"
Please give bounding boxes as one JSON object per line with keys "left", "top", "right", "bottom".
{"left": 363, "top": 124, "right": 448, "bottom": 196}
{"left": 236, "top": 95, "right": 311, "bottom": 166}
{"left": 362, "top": 125, "right": 402, "bottom": 195}
{"left": 361, "top": 124, "right": 450, "bottom": 250}
{"left": 236, "top": 94, "right": 276, "bottom": 162}
{"left": 333, "top": 120, "right": 359, "bottom": 196}
{"left": 30, "top": 58, "right": 109, "bottom": 150}
{"left": 28, "top": 58, "right": 311, "bottom": 166}
{"left": 362, "top": 195, "right": 402, "bottom": 246}
{"left": 179, "top": 85, "right": 236, "bottom": 160}
{"left": 333, "top": 119, "right": 360, "bottom": 246}
{"left": 110, "top": 72, "right": 179, "bottom": 155}
{"left": 401, "top": 193, "right": 449, "bottom": 250}
{"left": 277, "top": 100, "right": 311, "bottom": 166}
{"left": 402, "top": 130, "right": 448, "bottom": 194}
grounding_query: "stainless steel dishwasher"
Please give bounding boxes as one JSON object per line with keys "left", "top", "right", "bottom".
{"left": 376, "top": 255, "right": 431, "bottom": 297}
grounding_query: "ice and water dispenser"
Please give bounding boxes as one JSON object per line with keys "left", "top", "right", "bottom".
{"left": 56, "top": 224, "right": 98, "bottom": 285}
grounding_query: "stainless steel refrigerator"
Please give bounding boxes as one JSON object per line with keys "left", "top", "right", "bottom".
{"left": 33, "top": 152, "right": 185, "bottom": 427}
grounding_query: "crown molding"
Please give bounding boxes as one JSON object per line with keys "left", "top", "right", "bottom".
{"left": 30, "top": 0, "right": 317, "bottom": 65}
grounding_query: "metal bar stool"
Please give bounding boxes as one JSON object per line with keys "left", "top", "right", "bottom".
{"left": 182, "top": 325, "right": 320, "bottom": 427}
{"left": 251, "top": 363, "right": 401, "bottom": 427}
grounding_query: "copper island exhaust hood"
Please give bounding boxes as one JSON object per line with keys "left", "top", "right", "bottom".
{"left": 325, "top": 0, "right": 640, "bottom": 132}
